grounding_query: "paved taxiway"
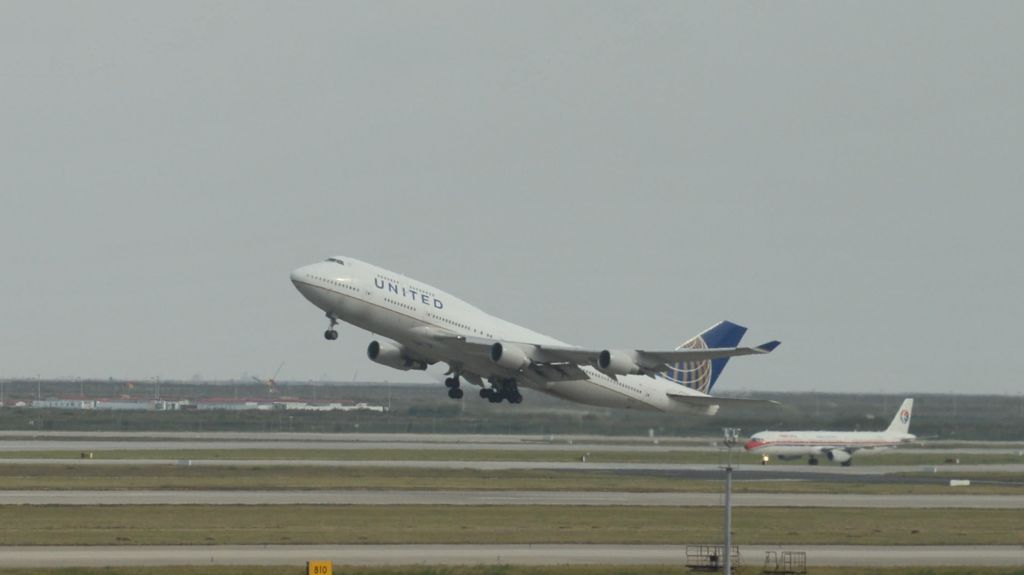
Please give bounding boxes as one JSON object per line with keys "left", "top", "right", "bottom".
{"left": 0, "top": 431, "right": 707, "bottom": 452}
{"left": 0, "top": 439, "right": 725, "bottom": 453}
{"left": 0, "top": 544, "right": 1020, "bottom": 567}
{"left": 5, "top": 457, "right": 1024, "bottom": 478}
{"left": 2, "top": 431, "right": 1021, "bottom": 454}
{"left": 3, "top": 489, "right": 1021, "bottom": 508}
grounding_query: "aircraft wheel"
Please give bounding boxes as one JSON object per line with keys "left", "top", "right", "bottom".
{"left": 488, "top": 394, "right": 502, "bottom": 403}
{"left": 808, "top": 457, "right": 819, "bottom": 466}
{"left": 509, "top": 393, "right": 523, "bottom": 404}
{"left": 444, "top": 377, "right": 457, "bottom": 388}
{"left": 324, "top": 330, "right": 338, "bottom": 340}
{"left": 479, "top": 388, "right": 491, "bottom": 399}
{"left": 841, "top": 460, "right": 852, "bottom": 467}
{"left": 448, "top": 388, "right": 463, "bottom": 399}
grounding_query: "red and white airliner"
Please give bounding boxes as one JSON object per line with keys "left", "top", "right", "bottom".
{"left": 745, "top": 399, "right": 915, "bottom": 466}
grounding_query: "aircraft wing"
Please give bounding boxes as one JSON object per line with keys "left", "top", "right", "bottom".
{"left": 532, "top": 340, "right": 780, "bottom": 375}
{"left": 424, "top": 334, "right": 592, "bottom": 382}
{"left": 800, "top": 445, "right": 861, "bottom": 456}
{"left": 425, "top": 331, "right": 778, "bottom": 381}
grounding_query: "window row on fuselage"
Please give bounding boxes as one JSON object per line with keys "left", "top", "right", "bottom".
{"left": 588, "top": 368, "right": 642, "bottom": 395}
{"left": 311, "top": 275, "right": 359, "bottom": 293}
{"left": 426, "top": 311, "right": 494, "bottom": 338}
{"left": 375, "top": 289, "right": 495, "bottom": 338}
{"left": 383, "top": 297, "right": 416, "bottom": 312}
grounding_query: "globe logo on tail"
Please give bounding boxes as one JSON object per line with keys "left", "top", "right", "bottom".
{"left": 900, "top": 409, "right": 910, "bottom": 424}
{"left": 662, "top": 335, "right": 712, "bottom": 394}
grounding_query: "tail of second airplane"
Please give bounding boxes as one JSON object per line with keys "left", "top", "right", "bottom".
{"left": 885, "top": 398, "right": 915, "bottom": 435}
{"left": 662, "top": 321, "right": 747, "bottom": 394}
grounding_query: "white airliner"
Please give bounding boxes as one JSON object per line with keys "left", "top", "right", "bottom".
{"left": 744, "top": 398, "right": 915, "bottom": 466}
{"left": 290, "top": 256, "right": 780, "bottom": 413}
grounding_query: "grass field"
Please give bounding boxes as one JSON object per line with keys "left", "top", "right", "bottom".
{"left": 0, "top": 505, "right": 1020, "bottom": 546}
{"left": 0, "top": 464, "right": 1020, "bottom": 495}
{"left": 2, "top": 448, "right": 1022, "bottom": 466}
{"left": 1, "top": 567, "right": 1023, "bottom": 575}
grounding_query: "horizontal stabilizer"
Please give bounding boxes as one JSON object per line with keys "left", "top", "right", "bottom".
{"left": 644, "top": 340, "right": 781, "bottom": 365}
{"left": 666, "top": 393, "right": 780, "bottom": 408}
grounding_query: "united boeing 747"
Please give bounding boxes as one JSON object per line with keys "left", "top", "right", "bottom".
{"left": 290, "top": 256, "right": 780, "bottom": 413}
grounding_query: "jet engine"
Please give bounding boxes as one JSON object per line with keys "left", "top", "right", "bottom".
{"left": 597, "top": 350, "right": 643, "bottom": 375}
{"left": 367, "top": 340, "right": 427, "bottom": 371}
{"left": 489, "top": 342, "right": 531, "bottom": 371}
{"left": 826, "top": 449, "right": 852, "bottom": 463}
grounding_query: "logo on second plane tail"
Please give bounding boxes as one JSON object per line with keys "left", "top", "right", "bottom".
{"left": 900, "top": 409, "right": 910, "bottom": 424}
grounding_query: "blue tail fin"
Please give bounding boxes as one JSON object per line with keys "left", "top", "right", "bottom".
{"left": 662, "top": 321, "right": 747, "bottom": 394}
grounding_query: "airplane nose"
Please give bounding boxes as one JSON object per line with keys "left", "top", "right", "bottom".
{"left": 290, "top": 265, "right": 312, "bottom": 287}
{"left": 744, "top": 439, "right": 762, "bottom": 451}
{"left": 290, "top": 265, "right": 320, "bottom": 305}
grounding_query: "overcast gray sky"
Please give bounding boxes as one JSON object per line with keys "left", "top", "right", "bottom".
{"left": 2, "top": 2, "right": 1021, "bottom": 394}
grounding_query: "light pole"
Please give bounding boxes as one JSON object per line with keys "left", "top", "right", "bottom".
{"left": 722, "top": 427, "right": 741, "bottom": 575}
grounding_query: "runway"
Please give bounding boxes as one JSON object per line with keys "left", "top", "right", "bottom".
{"left": 4, "top": 457, "right": 1023, "bottom": 479}
{"left": 3, "top": 489, "right": 1021, "bottom": 508}
{"left": 0, "top": 431, "right": 707, "bottom": 452}
{"left": 1, "top": 431, "right": 1021, "bottom": 454}
{"left": 0, "top": 431, "right": 713, "bottom": 445}
{"left": 0, "top": 544, "right": 1020, "bottom": 567}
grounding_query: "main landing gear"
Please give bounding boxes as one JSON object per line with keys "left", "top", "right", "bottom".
{"left": 444, "top": 374, "right": 464, "bottom": 400}
{"left": 808, "top": 456, "right": 819, "bottom": 466}
{"left": 323, "top": 314, "right": 339, "bottom": 341}
{"left": 481, "top": 378, "right": 522, "bottom": 404}
{"left": 441, "top": 372, "right": 521, "bottom": 403}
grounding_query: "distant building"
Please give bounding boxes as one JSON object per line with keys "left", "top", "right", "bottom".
{"left": 195, "top": 399, "right": 271, "bottom": 411}
{"left": 26, "top": 396, "right": 385, "bottom": 413}
{"left": 31, "top": 398, "right": 96, "bottom": 410}
{"left": 94, "top": 399, "right": 187, "bottom": 411}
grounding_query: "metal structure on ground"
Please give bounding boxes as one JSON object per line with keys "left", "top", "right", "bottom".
{"left": 722, "top": 427, "right": 741, "bottom": 575}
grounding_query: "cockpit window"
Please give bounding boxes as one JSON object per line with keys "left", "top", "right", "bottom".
{"left": 326, "top": 258, "right": 345, "bottom": 265}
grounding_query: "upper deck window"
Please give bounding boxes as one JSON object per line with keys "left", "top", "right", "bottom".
{"left": 326, "top": 257, "right": 345, "bottom": 265}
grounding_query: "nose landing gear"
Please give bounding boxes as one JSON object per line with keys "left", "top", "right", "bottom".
{"left": 324, "top": 313, "right": 339, "bottom": 341}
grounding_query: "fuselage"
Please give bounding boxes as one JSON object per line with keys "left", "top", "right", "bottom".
{"left": 744, "top": 430, "right": 915, "bottom": 457}
{"left": 290, "top": 256, "right": 706, "bottom": 412}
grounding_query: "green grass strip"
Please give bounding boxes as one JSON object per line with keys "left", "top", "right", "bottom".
{"left": 0, "top": 505, "right": 1020, "bottom": 546}
{"left": 0, "top": 464, "right": 1020, "bottom": 495}
{"left": 2, "top": 567, "right": 1024, "bottom": 575}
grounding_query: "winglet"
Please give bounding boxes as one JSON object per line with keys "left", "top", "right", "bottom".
{"left": 756, "top": 340, "right": 781, "bottom": 353}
